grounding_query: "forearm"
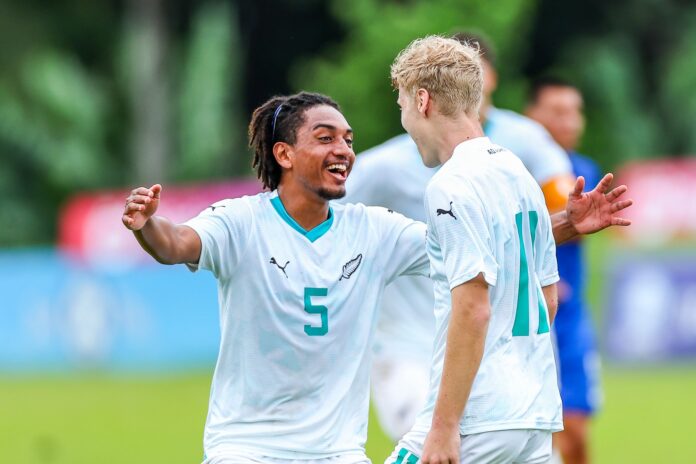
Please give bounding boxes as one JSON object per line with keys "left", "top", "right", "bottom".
{"left": 551, "top": 210, "right": 578, "bottom": 245}
{"left": 431, "top": 282, "right": 490, "bottom": 430}
{"left": 133, "top": 216, "right": 195, "bottom": 265}
{"left": 542, "top": 283, "right": 559, "bottom": 325}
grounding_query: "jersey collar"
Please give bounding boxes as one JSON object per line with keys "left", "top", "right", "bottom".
{"left": 270, "top": 194, "right": 334, "bottom": 243}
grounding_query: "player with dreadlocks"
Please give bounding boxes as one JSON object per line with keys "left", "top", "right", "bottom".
{"left": 121, "top": 89, "right": 631, "bottom": 463}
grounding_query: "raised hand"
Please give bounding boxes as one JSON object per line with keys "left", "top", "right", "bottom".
{"left": 122, "top": 184, "right": 162, "bottom": 231}
{"left": 567, "top": 173, "right": 633, "bottom": 235}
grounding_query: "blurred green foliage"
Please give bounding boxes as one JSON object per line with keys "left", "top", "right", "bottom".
{"left": 292, "top": 0, "right": 536, "bottom": 152}
{"left": 0, "top": 0, "right": 695, "bottom": 246}
{"left": 0, "top": 1, "right": 243, "bottom": 246}
{"left": 176, "top": 3, "right": 244, "bottom": 181}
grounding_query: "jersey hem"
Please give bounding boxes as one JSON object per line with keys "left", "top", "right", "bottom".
{"left": 204, "top": 444, "right": 367, "bottom": 461}
{"left": 539, "top": 272, "right": 560, "bottom": 287}
{"left": 449, "top": 266, "right": 497, "bottom": 290}
{"left": 413, "top": 419, "right": 563, "bottom": 436}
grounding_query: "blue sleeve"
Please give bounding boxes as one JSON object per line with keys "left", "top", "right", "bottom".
{"left": 570, "top": 153, "right": 602, "bottom": 191}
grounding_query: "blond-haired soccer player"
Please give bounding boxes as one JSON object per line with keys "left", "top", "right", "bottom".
{"left": 343, "top": 33, "right": 576, "bottom": 443}
{"left": 387, "top": 36, "right": 573, "bottom": 464}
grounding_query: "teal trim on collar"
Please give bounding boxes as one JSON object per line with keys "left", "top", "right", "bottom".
{"left": 270, "top": 195, "right": 334, "bottom": 242}
{"left": 482, "top": 118, "right": 492, "bottom": 135}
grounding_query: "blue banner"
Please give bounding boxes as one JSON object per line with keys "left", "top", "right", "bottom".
{"left": 0, "top": 248, "right": 220, "bottom": 371}
{"left": 605, "top": 252, "right": 696, "bottom": 362}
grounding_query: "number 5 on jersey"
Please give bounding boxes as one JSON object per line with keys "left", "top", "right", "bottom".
{"left": 513, "top": 211, "right": 550, "bottom": 337}
{"left": 304, "top": 287, "right": 328, "bottom": 336}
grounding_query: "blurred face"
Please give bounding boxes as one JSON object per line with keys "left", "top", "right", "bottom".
{"left": 397, "top": 86, "right": 439, "bottom": 167}
{"left": 527, "top": 86, "right": 585, "bottom": 151}
{"left": 481, "top": 58, "right": 498, "bottom": 104}
{"left": 282, "top": 105, "right": 355, "bottom": 200}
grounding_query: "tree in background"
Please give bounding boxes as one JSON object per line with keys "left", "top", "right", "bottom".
{"left": 0, "top": 1, "right": 245, "bottom": 246}
{"left": 292, "top": 0, "right": 536, "bottom": 152}
{"left": 527, "top": 0, "right": 696, "bottom": 167}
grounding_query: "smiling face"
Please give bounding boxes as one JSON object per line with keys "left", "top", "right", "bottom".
{"left": 277, "top": 105, "right": 355, "bottom": 200}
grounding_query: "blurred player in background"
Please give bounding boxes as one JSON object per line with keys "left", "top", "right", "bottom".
{"left": 344, "top": 32, "right": 575, "bottom": 443}
{"left": 526, "top": 77, "right": 603, "bottom": 464}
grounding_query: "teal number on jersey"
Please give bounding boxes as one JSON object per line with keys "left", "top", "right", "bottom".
{"left": 304, "top": 287, "right": 329, "bottom": 336}
{"left": 512, "top": 211, "right": 550, "bottom": 337}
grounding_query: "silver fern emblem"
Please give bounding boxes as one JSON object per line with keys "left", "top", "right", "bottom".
{"left": 339, "top": 254, "right": 363, "bottom": 280}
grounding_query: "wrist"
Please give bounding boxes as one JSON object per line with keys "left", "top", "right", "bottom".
{"left": 431, "top": 413, "right": 460, "bottom": 431}
{"left": 554, "top": 211, "right": 578, "bottom": 244}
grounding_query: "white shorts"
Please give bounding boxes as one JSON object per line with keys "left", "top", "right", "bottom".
{"left": 385, "top": 429, "right": 552, "bottom": 464}
{"left": 204, "top": 452, "right": 371, "bottom": 464}
{"left": 371, "top": 356, "right": 430, "bottom": 442}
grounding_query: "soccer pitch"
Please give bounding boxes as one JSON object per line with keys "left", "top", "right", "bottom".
{"left": 1, "top": 367, "right": 695, "bottom": 463}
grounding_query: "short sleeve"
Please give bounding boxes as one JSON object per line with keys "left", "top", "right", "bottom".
{"left": 510, "top": 124, "right": 572, "bottom": 185}
{"left": 370, "top": 207, "right": 429, "bottom": 282}
{"left": 426, "top": 180, "right": 498, "bottom": 289}
{"left": 534, "top": 209, "right": 559, "bottom": 287}
{"left": 183, "top": 198, "right": 253, "bottom": 280}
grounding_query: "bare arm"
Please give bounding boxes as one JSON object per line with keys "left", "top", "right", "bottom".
{"left": 122, "top": 184, "right": 202, "bottom": 265}
{"left": 421, "top": 273, "right": 491, "bottom": 464}
{"left": 551, "top": 173, "right": 633, "bottom": 245}
{"left": 542, "top": 283, "right": 559, "bottom": 325}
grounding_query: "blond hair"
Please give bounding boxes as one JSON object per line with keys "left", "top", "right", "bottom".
{"left": 391, "top": 35, "right": 483, "bottom": 116}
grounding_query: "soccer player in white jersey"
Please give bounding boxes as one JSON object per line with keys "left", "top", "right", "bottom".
{"left": 122, "top": 91, "right": 630, "bottom": 463}
{"left": 384, "top": 36, "right": 622, "bottom": 464}
{"left": 345, "top": 33, "right": 578, "bottom": 443}
{"left": 123, "top": 92, "right": 430, "bottom": 464}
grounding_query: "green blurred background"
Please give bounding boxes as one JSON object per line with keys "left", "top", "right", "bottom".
{"left": 2, "top": 0, "right": 696, "bottom": 462}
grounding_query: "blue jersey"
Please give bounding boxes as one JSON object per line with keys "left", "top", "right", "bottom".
{"left": 554, "top": 152, "right": 601, "bottom": 336}
{"left": 553, "top": 152, "right": 603, "bottom": 414}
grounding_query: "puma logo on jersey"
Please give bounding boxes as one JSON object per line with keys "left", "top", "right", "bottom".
{"left": 208, "top": 204, "right": 227, "bottom": 212}
{"left": 436, "top": 201, "right": 457, "bottom": 220}
{"left": 270, "top": 257, "right": 290, "bottom": 278}
{"left": 339, "top": 254, "right": 363, "bottom": 281}
{"left": 487, "top": 147, "right": 505, "bottom": 155}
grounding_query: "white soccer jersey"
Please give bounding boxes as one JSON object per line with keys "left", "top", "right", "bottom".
{"left": 414, "top": 137, "right": 563, "bottom": 435}
{"left": 343, "top": 133, "right": 438, "bottom": 361}
{"left": 485, "top": 106, "right": 572, "bottom": 185}
{"left": 344, "top": 120, "right": 570, "bottom": 361}
{"left": 184, "top": 191, "right": 428, "bottom": 460}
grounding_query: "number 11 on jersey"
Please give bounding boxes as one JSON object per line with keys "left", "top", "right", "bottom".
{"left": 512, "top": 211, "right": 550, "bottom": 337}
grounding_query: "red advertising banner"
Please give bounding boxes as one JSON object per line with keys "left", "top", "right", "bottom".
{"left": 58, "top": 179, "right": 263, "bottom": 268}
{"left": 617, "top": 158, "right": 696, "bottom": 244}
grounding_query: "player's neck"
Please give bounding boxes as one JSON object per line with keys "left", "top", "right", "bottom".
{"left": 479, "top": 100, "right": 492, "bottom": 124}
{"left": 276, "top": 184, "right": 331, "bottom": 231}
{"left": 432, "top": 114, "right": 485, "bottom": 165}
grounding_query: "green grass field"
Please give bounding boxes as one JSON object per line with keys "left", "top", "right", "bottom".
{"left": 1, "top": 367, "right": 696, "bottom": 463}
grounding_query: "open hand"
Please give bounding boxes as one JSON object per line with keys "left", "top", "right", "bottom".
{"left": 567, "top": 173, "right": 633, "bottom": 235}
{"left": 122, "top": 184, "right": 162, "bottom": 231}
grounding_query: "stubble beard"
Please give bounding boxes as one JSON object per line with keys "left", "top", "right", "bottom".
{"left": 317, "top": 185, "right": 346, "bottom": 201}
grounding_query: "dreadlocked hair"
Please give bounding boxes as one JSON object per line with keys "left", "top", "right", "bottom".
{"left": 249, "top": 91, "right": 341, "bottom": 190}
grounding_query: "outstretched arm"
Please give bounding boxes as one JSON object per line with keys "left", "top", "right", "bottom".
{"left": 551, "top": 173, "right": 633, "bottom": 245}
{"left": 122, "top": 184, "right": 202, "bottom": 264}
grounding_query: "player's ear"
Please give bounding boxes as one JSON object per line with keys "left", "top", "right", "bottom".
{"left": 416, "top": 88, "right": 430, "bottom": 116}
{"left": 273, "top": 142, "right": 293, "bottom": 169}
